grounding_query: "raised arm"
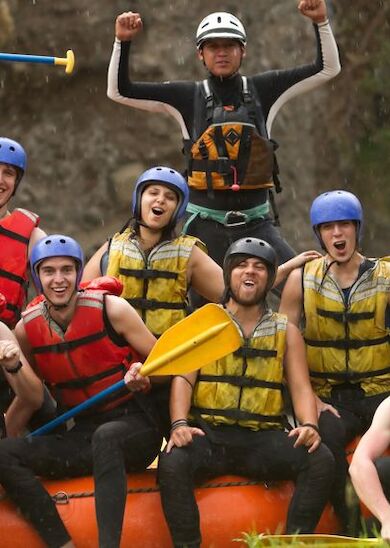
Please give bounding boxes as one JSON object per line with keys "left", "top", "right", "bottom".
{"left": 188, "top": 245, "right": 224, "bottom": 303}
{"left": 274, "top": 250, "right": 322, "bottom": 287}
{"left": 82, "top": 241, "right": 109, "bottom": 282}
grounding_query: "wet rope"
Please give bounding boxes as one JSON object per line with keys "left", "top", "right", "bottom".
{"left": 50, "top": 478, "right": 274, "bottom": 504}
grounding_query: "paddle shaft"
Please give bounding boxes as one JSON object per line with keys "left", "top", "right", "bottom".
{"left": 0, "top": 53, "right": 56, "bottom": 65}
{"left": 28, "top": 380, "right": 125, "bottom": 437}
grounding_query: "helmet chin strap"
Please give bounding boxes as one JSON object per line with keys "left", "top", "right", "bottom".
{"left": 43, "top": 289, "right": 78, "bottom": 312}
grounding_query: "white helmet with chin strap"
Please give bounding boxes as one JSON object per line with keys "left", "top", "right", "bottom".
{"left": 196, "top": 12, "right": 246, "bottom": 49}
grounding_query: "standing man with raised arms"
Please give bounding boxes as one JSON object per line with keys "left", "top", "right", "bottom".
{"left": 107, "top": 1, "right": 340, "bottom": 283}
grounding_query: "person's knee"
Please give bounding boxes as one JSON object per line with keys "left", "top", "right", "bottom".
{"left": 92, "top": 421, "right": 126, "bottom": 450}
{"left": 0, "top": 438, "right": 22, "bottom": 472}
{"left": 159, "top": 447, "right": 191, "bottom": 483}
{"left": 318, "top": 411, "right": 346, "bottom": 450}
{"left": 308, "top": 443, "right": 335, "bottom": 480}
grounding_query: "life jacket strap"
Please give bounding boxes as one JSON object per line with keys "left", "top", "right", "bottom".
{"left": 183, "top": 201, "right": 269, "bottom": 232}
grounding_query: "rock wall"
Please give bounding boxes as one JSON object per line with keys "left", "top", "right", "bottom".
{"left": 0, "top": 0, "right": 386, "bottom": 258}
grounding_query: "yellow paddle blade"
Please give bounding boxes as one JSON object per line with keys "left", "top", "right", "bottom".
{"left": 256, "top": 534, "right": 383, "bottom": 546}
{"left": 140, "top": 303, "right": 240, "bottom": 376}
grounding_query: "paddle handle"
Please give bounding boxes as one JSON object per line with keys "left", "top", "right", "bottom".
{"left": 28, "top": 380, "right": 125, "bottom": 437}
{"left": 140, "top": 321, "right": 229, "bottom": 376}
{"left": 0, "top": 50, "right": 75, "bottom": 74}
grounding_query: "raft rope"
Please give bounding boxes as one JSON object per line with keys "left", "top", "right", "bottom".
{"left": 49, "top": 479, "right": 275, "bottom": 504}
{"left": 0, "top": 478, "right": 281, "bottom": 504}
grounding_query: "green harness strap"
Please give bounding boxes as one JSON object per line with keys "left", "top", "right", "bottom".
{"left": 183, "top": 201, "right": 270, "bottom": 233}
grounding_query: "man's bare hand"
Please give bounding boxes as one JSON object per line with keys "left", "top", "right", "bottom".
{"left": 115, "top": 12, "right": 143, "bottom": 42}
{"left": 298, "top": 0, "right": 327, "bottom": 24}
{"left": 0, "top": 340, "right": 20, "bottom": 370}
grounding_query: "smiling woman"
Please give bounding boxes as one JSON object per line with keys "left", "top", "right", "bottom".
{"left": 82, "top": 165, "right": 225, "bottom": 340}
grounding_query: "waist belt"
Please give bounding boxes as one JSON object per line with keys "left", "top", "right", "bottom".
{"left": 183, "top": 201, "right": 270, "bottom": 232}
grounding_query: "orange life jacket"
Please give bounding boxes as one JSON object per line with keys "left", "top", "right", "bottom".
{"left": 186, "top": 77, "right": 278, "bottom": 196}
{"left": 0, "top": 208, "right": 39, "bottom": 328}
{"left": 22, "top": 290, "right": 140, "bottom": 411}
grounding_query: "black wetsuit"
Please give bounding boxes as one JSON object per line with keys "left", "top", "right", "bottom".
{"left": 107, "top": 21, "right": 340, "bottom": 278}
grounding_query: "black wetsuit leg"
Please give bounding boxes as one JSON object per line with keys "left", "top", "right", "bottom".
{"left": 318, "top": 392, "right": 390, "bottom": 531}
{"left": 158, "top": 429, "right": 334, "bottom": 546}
{"left": 0, "top": 403, "right": 162, "bottom": 548}
{"left": 92, "top": 411, "right": 162, "bottom": 548}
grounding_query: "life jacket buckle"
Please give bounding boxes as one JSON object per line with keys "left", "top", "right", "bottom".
{"left": 215, "top": 157, "right": 232, "bottom": 175}
{"left": 223, "top": 211, "right": 248, "bottom": 228}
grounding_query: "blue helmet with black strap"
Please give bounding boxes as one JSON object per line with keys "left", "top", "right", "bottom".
{"left": 0, "top": 137, "right": 27, "bottom": 193}
{"left": 131, "top": 166, "right": 189, "bottom": 226}
{"left": 30, "top": 234, "right": 84, "bottom": 292}
{"left": 310, "top": 190, "right": 363, "bottom": 248}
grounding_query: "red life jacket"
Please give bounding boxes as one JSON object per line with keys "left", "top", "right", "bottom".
{"left": 0, "top": 208, "right": 39, "bottom": 328}
{"left": 22, "top": 290, "right": 140, "bottom": 411}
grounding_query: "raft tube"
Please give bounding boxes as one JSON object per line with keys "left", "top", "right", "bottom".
{"left": 0, "top": 470, "right": 340, "bottom": 548}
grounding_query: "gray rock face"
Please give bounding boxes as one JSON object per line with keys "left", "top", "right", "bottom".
{"left": 0, "top": 1, "right": 385, "bottom": 258}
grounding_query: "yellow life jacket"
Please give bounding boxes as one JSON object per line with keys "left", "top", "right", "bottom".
{"left": 191, "top": 310, "right": 288, "bottom": 431}
{"left": 187, "top": 77, "right": 277, "bottom": 195}
{"left": 303, "top": 257, "right": 390, "bottom": 398}
{"left": 107, "top": 228, "right": 204, "bottom": 336}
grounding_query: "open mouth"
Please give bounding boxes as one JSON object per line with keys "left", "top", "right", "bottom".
{"left": 334, "top": 241, "right": 346, "bottom": 251}
{"left": 151, "top": 207, "right": 164, "bottom": 216}
{"left": 243, "top": 280, "right": 255, "bottom": 287}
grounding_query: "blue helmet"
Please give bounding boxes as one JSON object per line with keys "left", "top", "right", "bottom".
{"left": 0, "top": 137, "right": 27, "bottom": 192}
{"left": 131, "top": 166, "right": 189, "bottom": 226}
{"left": 30, "top": 234, "right": 84, "bottom": 292}
{"left": 310, "top": 190, "right": 363, "bottom": 246}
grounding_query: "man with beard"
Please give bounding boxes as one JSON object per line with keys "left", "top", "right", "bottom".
{"left": 279, "top": 190, "right": 390, "bottom": 532}
{"left": 158, "top": 237, "right": 334, "bottom": 548}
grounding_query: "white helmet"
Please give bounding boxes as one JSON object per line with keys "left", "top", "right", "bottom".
{"left": 196, "top": 12, "right": 246, "bottom": 49}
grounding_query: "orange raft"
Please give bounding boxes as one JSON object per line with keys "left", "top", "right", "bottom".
{"left": 0, "top": 470, "right": 340, "bottom": 548}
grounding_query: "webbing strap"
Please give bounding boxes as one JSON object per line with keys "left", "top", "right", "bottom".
{"left": 127, "top": 298, "right": 186, "bottom": 311}
{"left": 118, "top": 268, "right": 178, "bottom": 280}
{"left": 305, "top": 335, "right": 389, "bottom": 350}
{"left": 0, "top": 225, "right": 29, "bottom": 244}
{"left": 185, "top": 201, "right": 269, "bottom": 225}
{"left": 54, "top": 364, "right": 125, "bottom": 389}
{"left": 32, "top": 330, "right": 107, "bottom": 355}
{"left": 192, "top": 405, "right": 284, "bottom": 424}
{"left": 197, "top": 374, "right": 283, "bottom": 391}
